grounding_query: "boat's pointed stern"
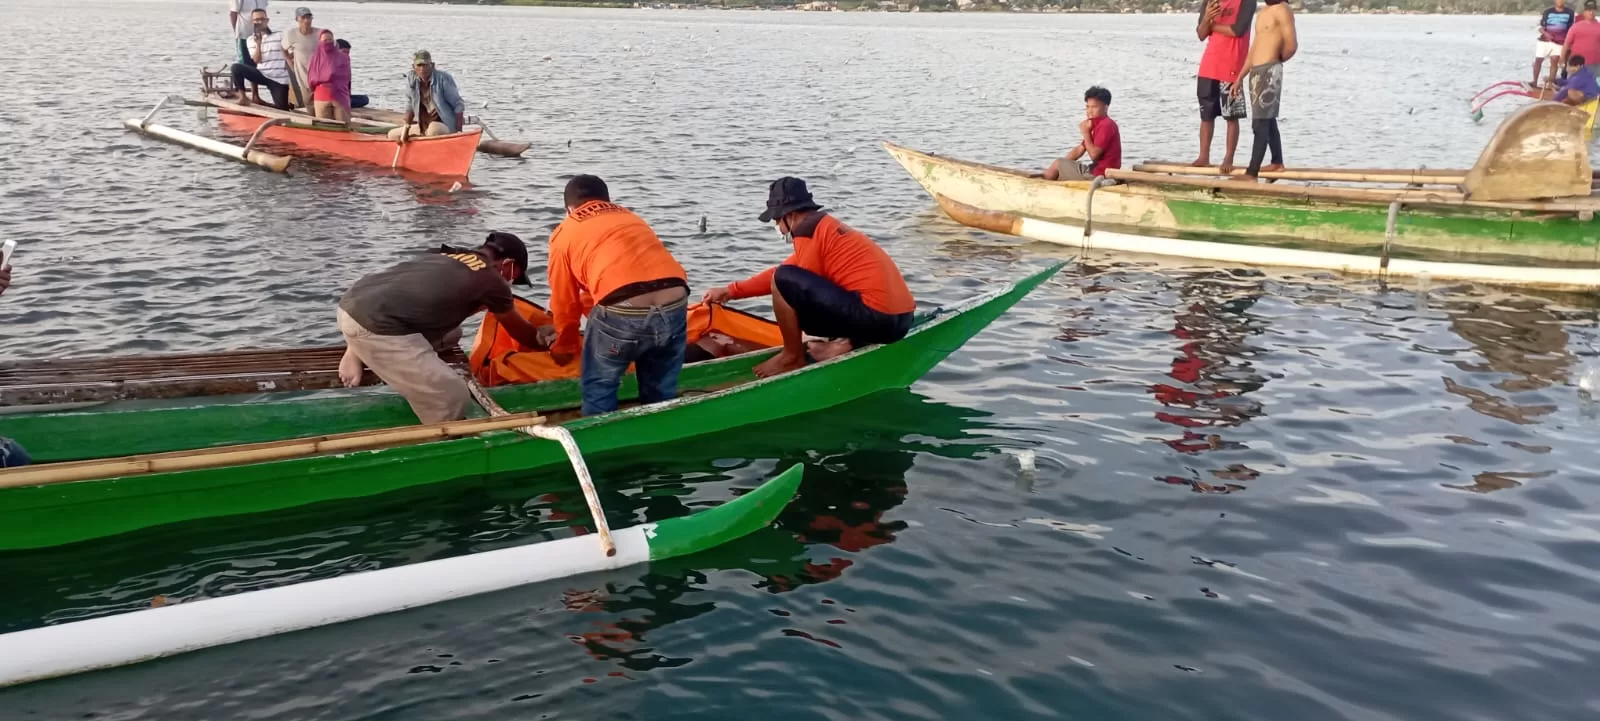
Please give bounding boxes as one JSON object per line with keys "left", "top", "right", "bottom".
{"left": 644, "top": 464, "right": 804, "bottom": 561}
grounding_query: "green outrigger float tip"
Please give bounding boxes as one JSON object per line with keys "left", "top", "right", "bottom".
{"left": 0, "top": 464, "right": 805, "bottom": 688}
{"left": 0, "top": 262, "right": 1068, "bottom": 550}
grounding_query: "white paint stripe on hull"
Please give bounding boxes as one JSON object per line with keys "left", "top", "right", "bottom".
{"left": 0, "top": 525, "right": 654, "bottom": 688}
{"left": 1015, "top": 217, "right": 1600, "bottom": 290}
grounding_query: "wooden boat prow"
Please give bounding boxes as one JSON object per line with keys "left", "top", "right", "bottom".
{"left": 884, "top": 124, "right": 1600, "bottom": 291}
{"left": 1463, "top": 102, "right": 1593, "bottom": 201}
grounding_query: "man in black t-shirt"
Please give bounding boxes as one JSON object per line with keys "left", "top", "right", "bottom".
{"left": 337, "top": 232, "right": 553, "bottom": 423}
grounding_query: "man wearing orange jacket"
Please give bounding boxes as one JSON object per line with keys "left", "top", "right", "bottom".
{"left": 704, "top": 177, "right": 915, "bottom": 378}
{"left": 547, "top": 175, "right": 691, "bottom": 415}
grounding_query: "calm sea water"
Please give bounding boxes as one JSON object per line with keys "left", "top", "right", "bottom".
{"left": 3, "top": 1, "right": 1600, "bottom": 719}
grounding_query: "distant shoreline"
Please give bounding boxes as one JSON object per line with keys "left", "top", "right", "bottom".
{"left": 326, "top": 0, "right": 1538, "bottom": 16}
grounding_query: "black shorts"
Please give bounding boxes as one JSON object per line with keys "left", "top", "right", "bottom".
{"left": 774, "top": 265, "right": 913, "bottom": 349}
{"left": 1197, "top": 77, "right": 1247, "bottom": 122}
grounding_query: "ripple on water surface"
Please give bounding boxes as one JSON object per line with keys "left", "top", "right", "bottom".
{"left": 3, "top": 3, "right": 1600, "bottom": 721}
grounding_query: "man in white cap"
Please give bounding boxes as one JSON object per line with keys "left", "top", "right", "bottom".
{"left": 280, "top": 7, "right": 320, "bottom": 108}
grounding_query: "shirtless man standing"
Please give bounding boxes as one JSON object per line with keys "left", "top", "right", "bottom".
{"left": 1231, "top": 0, "right": 1297, "bottom": 182}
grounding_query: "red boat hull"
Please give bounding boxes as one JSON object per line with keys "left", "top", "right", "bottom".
{"left": 217, "top": 111, "right": 480, "bottom": 177}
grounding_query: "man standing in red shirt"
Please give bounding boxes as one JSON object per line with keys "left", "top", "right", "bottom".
{"left": 1563, "top": 1, "right": 1600, "bottom": 80}
{"left": 1193, "top": 0, "right": 1257, "bottom": 173}
{"left": 1044, "top": 86, "right": 1122, "bottom": 181}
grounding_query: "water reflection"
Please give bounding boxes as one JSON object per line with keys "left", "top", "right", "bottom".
{"left": 2, "top": 391, "right": 994, "bottom": 638}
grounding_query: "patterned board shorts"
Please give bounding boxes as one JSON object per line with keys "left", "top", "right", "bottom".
{"left": 1249, "top": 62, "right": 1284, "bottom": 120}
{"left": 1198, "top": 77, "right": 1247, "bottom": 121}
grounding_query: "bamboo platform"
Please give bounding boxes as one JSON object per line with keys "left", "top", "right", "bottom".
{"left": 0, "top": 345, "right": 467, "bottom": 407}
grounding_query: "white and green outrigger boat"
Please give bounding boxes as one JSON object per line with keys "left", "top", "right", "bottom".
{"left": 888, "top": 103, "right": 1600, "bottom": 291}
{"left": 0, "top": 464, "right": 802, "bottom": 688}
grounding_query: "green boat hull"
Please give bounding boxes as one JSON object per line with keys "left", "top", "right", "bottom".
{"left": 884, "top": 142, "right": 1600, "bottom": 267}
{"left": 0, "top": 262, "right": 1064, "bottom": 550}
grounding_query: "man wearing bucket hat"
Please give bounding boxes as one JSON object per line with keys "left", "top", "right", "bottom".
{"left": 335, "top": 232, "right": 554, "bottom": 424}
{"left": 703, "top": 177, "right": 915, "bottom": 378}
{"left": 389, "top": 50, "right": 465, "bottom": 141}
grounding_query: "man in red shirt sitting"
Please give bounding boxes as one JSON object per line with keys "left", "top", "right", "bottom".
{"left": 1044, "top": 86, "right": 1122, "bottom": 181}
{"left": 703, "top": 178, "right": 915, "bottom": 378}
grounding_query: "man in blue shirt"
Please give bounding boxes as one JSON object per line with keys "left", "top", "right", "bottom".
{"left": 388, "top": 50, "right": 465, "bottom": 141}
{"left": 1554, "top": 54, "right": 1600, "bottom": 104}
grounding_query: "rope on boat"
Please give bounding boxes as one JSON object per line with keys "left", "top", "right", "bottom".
{"left": 464, "top": 376, "right": 617, "bottom": 557}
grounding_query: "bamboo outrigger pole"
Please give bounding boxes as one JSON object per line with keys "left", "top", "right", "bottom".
{"left": 0, "top": 411, "right": 548, "bottom": 489}
{"left": 123, "top": 95, "right": 291, "bottom": 173}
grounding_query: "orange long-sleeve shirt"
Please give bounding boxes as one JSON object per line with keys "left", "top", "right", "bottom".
{"left": 547, "top": 200, "right": 687, "bottom": 355}
{"left": 726, "top": 213, "right": 914, "bottom": 315}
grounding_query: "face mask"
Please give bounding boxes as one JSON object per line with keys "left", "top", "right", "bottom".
{"left": 776, "top": 222, "right": 793, "bottom": 244}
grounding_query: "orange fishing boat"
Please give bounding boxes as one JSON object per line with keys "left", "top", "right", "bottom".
{"left": 211, "top": 98, "right": 482, "bottom": 178}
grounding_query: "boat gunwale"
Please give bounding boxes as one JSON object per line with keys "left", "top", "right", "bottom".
{"left": 0, "top": 264, "right": 1061, "bottom": 489}
{"left": 881, "top": 140, "right": 1600, "bottom": 214}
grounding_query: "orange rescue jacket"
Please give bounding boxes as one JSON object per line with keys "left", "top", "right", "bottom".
{"left": 726, "top": 213, "right": 914, "bottom": 316}
{"left": 547, "top": 200, "right": 688, "bottom": 355}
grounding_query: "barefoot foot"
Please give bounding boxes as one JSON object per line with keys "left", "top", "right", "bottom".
{"left": 1189, "top": 157, "right": 1211, "bottom": 167}
{"left": 805, "top": 338, "right": 854, "bottom": 363}
{"left": 1260, "top": 163, "right": 1286, "bottom": 173}
{"left": 1229, "top": 174, "right": 1261, "bottom": 183}
{"left": 754, "top": 350, "right": 806, "bottom": 378}
{"left": 338, "top": 348, "right": 365, "bottom": 388}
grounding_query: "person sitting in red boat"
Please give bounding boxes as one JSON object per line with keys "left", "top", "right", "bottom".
{"left": 1043, "top": 86, "right": 1123, "bottom": 181}
{"left": 336, "top": 232, "right": 554, "bottom": 424}
{"left": 228, "top": 8, "right": 293, "bottom": 110}
{"left": 702, "top": 177, "right": 915, "bottom": 378}
{"left": 388, "top": 50, "right": 465, "bottom": 141}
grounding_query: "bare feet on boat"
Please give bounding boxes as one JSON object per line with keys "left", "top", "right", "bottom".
{"left": 1219, "top": 160, "right": 1236, "bottom": 175}
{"left": 754, "top": 350, "right": 806, "bottom": 378}
{"left": 1261, "top": 163, "right": 1286, "bottom": 173}
{"left": 806, "top": 338, "right": 854, "bottom": 362}
{"left": 1230, "top": 174, "right": 1261, "bottom": 183}
{"left": 338, "top": 348, "right": 365, "bottom": 387}
{"left": 1189, "top": 157, "right": 1210, "bottom": 167}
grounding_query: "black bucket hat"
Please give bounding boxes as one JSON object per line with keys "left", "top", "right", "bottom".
{"left": 758, "top": 177, "right": 822, "bottom": 223}
{"left": 483, "top": 231, "right": 531, "bottom": 286}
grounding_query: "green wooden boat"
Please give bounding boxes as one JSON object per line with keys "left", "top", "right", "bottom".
{"left": 0, "top": 262, "right": 1064, "bottom": 551}
{"left": 884, "top": 104, "right": 1600, "bottom": 291}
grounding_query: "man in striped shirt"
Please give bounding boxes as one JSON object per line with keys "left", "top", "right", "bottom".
{"left": 228, "top": 9, "right": 292, "bottom": 110}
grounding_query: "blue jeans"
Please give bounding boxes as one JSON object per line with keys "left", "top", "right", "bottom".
{"left": 580, "top": 300, "right": 688, "bottom": 416}
{"left": 0, "top": 437, "right": 31, "bottom": 468}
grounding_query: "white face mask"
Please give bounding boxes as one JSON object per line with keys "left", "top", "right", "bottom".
{"left": 776, "top": 220, "right": 793, "bottom": 244}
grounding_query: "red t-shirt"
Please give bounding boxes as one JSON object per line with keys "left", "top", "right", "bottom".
{"left": 1569, "top": 19, "right": 1600, "bottom": 67}
{"left": 1089, "top": 116, "right": 1122, "bottom": 177}
{"left": 1198, "top": 0, "right": 1255, "bottom": 83}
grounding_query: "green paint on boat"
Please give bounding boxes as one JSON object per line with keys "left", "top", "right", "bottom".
{"left": 0, "top": 263, "right": 1065, "bottom": 550}
{"left": 1159, "top": 195, "right": 1600, "bottom": 264}
{"left": 646, "top": 463, "right": 804, "bottom": 561}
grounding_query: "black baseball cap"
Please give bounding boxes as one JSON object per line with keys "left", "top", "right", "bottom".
{"left": 482, "top": 231, "right": 531, "bottom": 286}
{"left": 758, "top": 177, "right": 822, "bottom": 223}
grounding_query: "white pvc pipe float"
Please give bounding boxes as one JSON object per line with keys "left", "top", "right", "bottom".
{"left": 122, "top": 119, "right": 291, "bottom": 173}
{"left": 1014, "top": 216, "right": 1600, "bottom": 291}
{"left": 0, "top": 526, "right": 650, "bottom": 688}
